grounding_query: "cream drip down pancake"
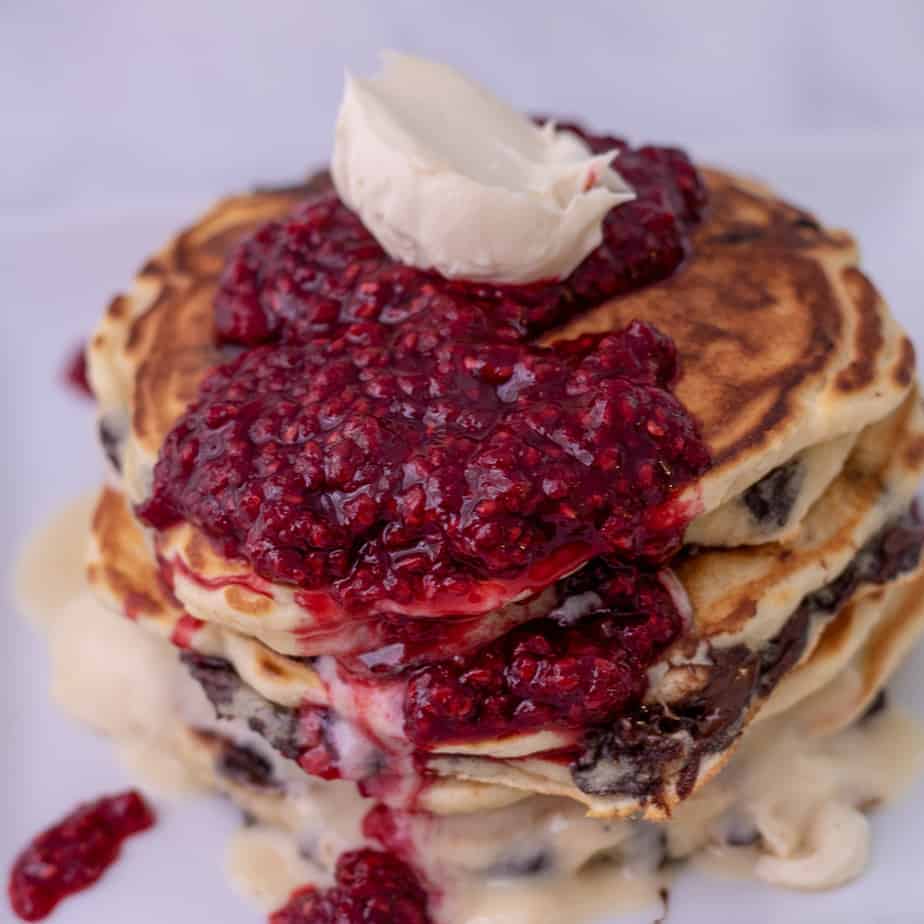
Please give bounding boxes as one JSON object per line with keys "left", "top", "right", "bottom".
{"left": 17, "top": 53, "right": 924, "bottom": 924}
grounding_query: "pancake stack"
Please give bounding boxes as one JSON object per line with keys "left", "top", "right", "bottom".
{"left": 79, "top": 167, "right": 924, "bottom": 913}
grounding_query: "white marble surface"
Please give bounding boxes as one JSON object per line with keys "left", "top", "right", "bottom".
{"left": 3, "top": 3, "right": 924, "bottom": 923}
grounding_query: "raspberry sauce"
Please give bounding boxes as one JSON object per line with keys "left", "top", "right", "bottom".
{"left": 269, "top": 849, "right": 432, "bottom": 924}
{"left": 8, "top": 791, "right": 155, "bottom": 921}
{"left": 138, "top": 128, "right": 710, "bottom": 620}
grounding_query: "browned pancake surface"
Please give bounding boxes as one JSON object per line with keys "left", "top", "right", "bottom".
{"left": 91, "top": 172, "right": 910, "bottom": 471}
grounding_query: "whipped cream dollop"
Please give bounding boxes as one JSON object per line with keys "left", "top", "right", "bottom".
{"left": 331, "top": 53, "right": 634, "bottom": 284}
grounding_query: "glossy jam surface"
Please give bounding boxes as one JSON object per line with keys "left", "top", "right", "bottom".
{"left": 269, "top": 849, "right": 432, "bottom": 924}
{"left": 402, "top": 561, "right": 683, "bottom": 745}
{"left": 138, "top": 130, "right": 709, "bottom": 615}
{"left": 8, "top": 791, "right": 155, "bottom": 921}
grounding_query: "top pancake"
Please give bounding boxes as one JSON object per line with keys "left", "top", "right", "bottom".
{"left": 544, "top": 171, "right": 915, "bottom": 530}
{"left": 88, "top": 169, "right": 915, "bottom": 557}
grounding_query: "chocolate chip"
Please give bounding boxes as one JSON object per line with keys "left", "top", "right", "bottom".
{"left": 743, "top": 459, "right": 803, "bottom": 528}
{"left": 181, "top": 653, "right": 240, "bottom": 707}
{"left": 860, "top": 689, "right": 889, "bottom": 724}
{"left": 98, "top": 414, "right": 127, "bottom": 473}
{"left": 487, "top": 850, "right": 550, "bottom": 878}
{"left": 182, "top": 652, "right": 306, "bottom": 761}
{"left": 217, "top": 743, "right": 277, "bottom": 790}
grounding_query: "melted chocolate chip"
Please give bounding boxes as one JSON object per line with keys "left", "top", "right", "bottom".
{"left": 182, "top": 653, "right": 239, "bottom": 707}
{"left": 182, "top": 653, "right": 306, "bottom": 760}
{"left": 487, "top": 850, "right": 550, "bottom": 878}
{"left": 178, "top": 513, "right": 923, "bottom": 804}
{"left": 743, "top": 458, "right": 804, "bottom": 528}
{"left": 216, "top": 741, "right": 277, "bottom": 790}
{"left": 571, "top": 509, "right": 924, "bottom": 804}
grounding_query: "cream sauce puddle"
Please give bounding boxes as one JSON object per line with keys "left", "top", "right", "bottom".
{"left": 14, "top": 498, "right": 924, "bottom": 923}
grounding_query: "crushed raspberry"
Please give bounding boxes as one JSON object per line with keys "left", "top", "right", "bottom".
{"left": 295, "top": 707, "right": 341, "bottom": 780}
{"left": 137, "top": 126, "right": 709, "bottom": 616}
{"left": 8, "top": 791, "right": 155, "bottom": 921}
{"left": 402, "top": 560, "right": 683, "bottom": 745}
{"left": 269, "top": 849, "right": 432, "bottom": 924}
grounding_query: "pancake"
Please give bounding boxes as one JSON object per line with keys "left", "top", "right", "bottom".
{"left": 80, "top": 159, "right": 924, "bottom": 840}
{"left": 33, "top": 529, "right": 924, "bottom": 902}
{"left": 49, "top": 579, "right": 922, "bottom": 907}
{"left": 89, "top": 386, "right": 923, "bottom": 716}
{"left": 106, "top": 390, "right": 924, "bottom": 672}
{"left": 87, "top": 169, "right": 915, "bottom": 585}
{"left": 430, "top": 558, "right": 924, "bottom": 820}
{"left": 86, "top": 387, "right": 924, "bottom": 819}
{"left": 545, "top": 170, "right": 915, "bottom": 535}
{"left": 759, "top": 567, "right": 924, "bottom": 727}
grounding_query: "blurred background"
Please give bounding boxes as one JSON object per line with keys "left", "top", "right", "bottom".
{"left": 3, "top": 4, "right": 924, "bottom": 921}
{"left": 4, "top": 0, "right": 924, "bottom": 217}
{"left": 5, "top": 0, "right": 923, "bottom": 518}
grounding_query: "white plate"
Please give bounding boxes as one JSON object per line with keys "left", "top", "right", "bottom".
{"left": 3, "top": 146, "right": 924, "bottom": 923}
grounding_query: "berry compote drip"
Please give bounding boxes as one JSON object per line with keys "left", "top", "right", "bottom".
{"left": 138, "top": 125, "right": 710, "bottom": 617}
{"left": 269, "top": 849, "right": 432, "bottom": 924}
{"left": 8, "top": 790, "right": 155, "bottom": 921}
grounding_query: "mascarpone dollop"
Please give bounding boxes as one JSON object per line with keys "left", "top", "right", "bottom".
{"left": 331, "top": 53, "right": 634, "bottom": 284}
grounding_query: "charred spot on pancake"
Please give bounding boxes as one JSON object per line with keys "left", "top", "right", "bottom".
{"left": 257, "top": 654, "right": 286, "bottom": 678}
{"left": 742, "top": 458, "right": 804, "bottom": 528}
{"left": 216, "top": 740, "right": 279, "bottom": 790}
{"left": 224, "top": 584, "right": 274, "bottom": 616}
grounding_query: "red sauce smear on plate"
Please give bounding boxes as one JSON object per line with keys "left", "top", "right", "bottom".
{"left": 8, "top": 790, "right": 155, "bottom": 921}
